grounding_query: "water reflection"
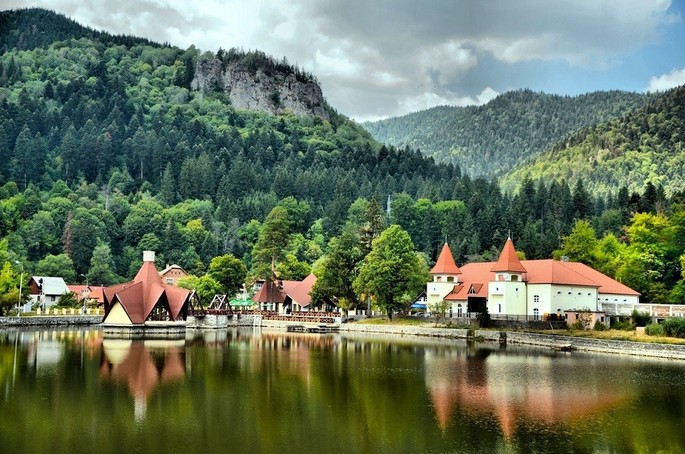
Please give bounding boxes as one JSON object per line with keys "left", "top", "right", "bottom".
{"left": 2, "top": 328, "right": 685, "bottom": 453}
{"left": 424, "top": 346, "right": 630, "bottom": 441}
{"left": 99, "top": 339, "right": 186, "bottom": 422}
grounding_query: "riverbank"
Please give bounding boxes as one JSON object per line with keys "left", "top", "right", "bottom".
{"left": 333, "top": 321, "right": 685, "bottom": 360}
{"left": 5, "top": 314, "right": 685, "bottom": 360}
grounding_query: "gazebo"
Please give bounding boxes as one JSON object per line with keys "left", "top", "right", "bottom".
{"left": 102, "top": 251, "right": 191, "bottom": 334}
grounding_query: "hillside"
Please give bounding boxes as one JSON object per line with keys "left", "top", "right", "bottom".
{"left": 0, "top": 8, "right": 469, "bottom": 279}
{"left": 501, "top": 85, "right": 685, "bottom": 196}
{"left": 363, "top": 89, "right": 652, "bottom": 177}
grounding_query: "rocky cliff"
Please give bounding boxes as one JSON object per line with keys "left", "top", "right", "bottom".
{"left": 191, "top": 57, "right": 330, "bottom": 120}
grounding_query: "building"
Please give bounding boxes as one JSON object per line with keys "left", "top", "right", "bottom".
{"left": 102, "top": 251, "right": 191, "bottom": 327}
{"left": 427, "top": 238, "right": 640, "bottom": 321}
{"left": 67, "top": 285, "right": 105, "bottom": 306}
{"left": 28, "top": 276, "right": 69, "bottom": 309}
{"left": 252, "top": 274, "right": 318, "bottom": 313}
{"left": 159, "top": 264, "right": 189, "bottom": 286}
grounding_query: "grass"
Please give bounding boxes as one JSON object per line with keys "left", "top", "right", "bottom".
{"left": 355, "top": 316, "right": 434, "bottom": 326}
{"left": 526, "top": 328, "right": 685, "bottom": 345}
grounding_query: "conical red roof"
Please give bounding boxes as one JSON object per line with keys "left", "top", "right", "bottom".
{"left": 430, "top": 243, "right": 461, "bottom": 275}
{"left": 491, "top": 238, "right": 527, "bottom": 273}
{"left": 103, "top": 253, "right": 191, "bottom": 324}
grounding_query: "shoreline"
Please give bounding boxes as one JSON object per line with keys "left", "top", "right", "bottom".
{"left": 5, "top": 315, "right": 685, "bottom": 360}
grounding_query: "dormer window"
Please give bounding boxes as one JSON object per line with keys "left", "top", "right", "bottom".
{"left": 447, "top": 276, "right": 454, "bottom": 283}
{"left": 511, "top": 275, "right": 519, "bottom": 282}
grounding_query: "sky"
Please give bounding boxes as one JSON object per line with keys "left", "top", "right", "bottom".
{"left": 5, "top": 0, "right": 685, "bottom": 122}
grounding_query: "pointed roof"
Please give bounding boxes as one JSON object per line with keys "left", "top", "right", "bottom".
{"left": 103, "top": 251, "right": 191, "bottom": 324}
{"left": 430, "top": 243, "right": 462, "bottom": 275}
{"left": 491, "top": 238, "right": 527, "bottom": 273}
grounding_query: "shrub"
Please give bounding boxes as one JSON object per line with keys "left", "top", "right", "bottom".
{"left": 632, "top": 309, "right": 651, "bottom": 327}
{"left": 662, "top": 317, "right": 685, "bottom": 338}
{"left": 593, "top": 320, "right": 607, "bottom": 331}
{"left": 611, "top": 319, "right": 635, "bottom": 331}
{"left": 645, "top": 322, "right": 665, "bottom": 337}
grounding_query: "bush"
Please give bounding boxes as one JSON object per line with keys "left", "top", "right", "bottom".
{"left": 593, "top": 320, "right": 607, "bottom": 331}
{"left": 632, "top": 309, "right": 651, "bottom": 327}
{"left": 611, "top": 319, "right": 635, "bottom": 331}
{"left": 645, "top": 322, "right": 665, "bottom": 336}
{"left": 662, "top": 317, "right": 685, "bottom": 338}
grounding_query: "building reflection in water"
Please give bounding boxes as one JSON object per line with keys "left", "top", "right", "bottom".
{"left": 99, "top": 339, "right": 186, "bottom": 422}
{"left": 424, "top": 346, "right": 630, "bottom": 437}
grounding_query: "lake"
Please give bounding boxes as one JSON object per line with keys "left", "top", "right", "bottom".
{"left": 2, "top": 327, "right": 685, "bottom": 453}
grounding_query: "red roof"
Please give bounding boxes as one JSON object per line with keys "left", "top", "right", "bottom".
{"left": 430, "top": 243, "right": 462, "bottom": 275}
{"left": 456, "top": 260, "right": 640, "bottom": 296}
{"left": 252, "top": 274, "right": 317, "bottom": 307}
{"left": 103, "top": 259, "right": 191, "bottom": 324}
{"left": 491, "top": 238, "right": 527, "bottom": 273}
{"left": 68, "top": 285, "right": 105, "bottom": 304}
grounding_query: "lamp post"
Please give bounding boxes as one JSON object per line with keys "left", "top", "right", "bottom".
{"left": 15, "top": 261, "right": 23, "bottom": 316}
{"left": 79, "top": 273, "right": 88, "bottom": 314}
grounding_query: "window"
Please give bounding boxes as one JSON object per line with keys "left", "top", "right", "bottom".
{"left": 511, "top": 275, "right": 519, "bottom": 282}
{"left": 166, "top": 278, "right": 174, "bottom": 284}
{"left": 447, "top": 276, "right": 454, "bottom": 282}
{"left": 498, "top": 304, "right": 502, "bottom": 314}
{"left": 457, "top": 304, "right": 463, "bottom": 317}
{"left": 50, "top": 295, "right": 55, "bottom": 302}
{"left": 533, "top": 308, "right": 540, "bottom": 320}
{"left": 533, "top": 295, "right": 540, "bottom": 303}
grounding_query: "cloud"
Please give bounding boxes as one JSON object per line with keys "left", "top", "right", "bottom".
{"left": 647, "top": 67, "right": 685, "bottom": 92}
{"left": 3, "top": 0, "right": 681, "bottom": 120}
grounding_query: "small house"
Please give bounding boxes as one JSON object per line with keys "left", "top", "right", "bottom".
{"left": 28, "top": 276, "right": 69, "bottom": 309}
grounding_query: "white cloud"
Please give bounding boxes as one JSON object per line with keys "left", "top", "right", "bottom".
{"left": 647, "top": 68, "right": 685, "bottom": 92}
{"left": 398, "top": 87, "right": 500, "bottom": 115}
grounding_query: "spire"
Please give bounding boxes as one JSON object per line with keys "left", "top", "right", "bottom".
{"left": 430, "top": 243, "right": 462, "bottom": 275}
{"left": 491, "top": 238, "right": 526, "bottom": 273}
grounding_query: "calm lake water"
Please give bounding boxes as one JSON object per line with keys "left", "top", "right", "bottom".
{"left": 2, "top": 327, "right": 685, "bottom": 454}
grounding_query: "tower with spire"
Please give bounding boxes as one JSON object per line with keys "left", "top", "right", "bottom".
{"left": 488, "top": 237, "right": 527, "bottom": 316}
{"left": 426, "top": 243, "right": 462, "bottom": 309}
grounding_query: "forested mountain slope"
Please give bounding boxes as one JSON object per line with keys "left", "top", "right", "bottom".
{"left": 363, "top": 89, "right": 651, "bottom": 177}
{"left": 502, "top": 85, "right": 685, "bottom": 197}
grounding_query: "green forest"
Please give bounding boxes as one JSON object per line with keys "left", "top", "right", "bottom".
{"left": 1, "top": 8, "right": 685, "bottom": 315}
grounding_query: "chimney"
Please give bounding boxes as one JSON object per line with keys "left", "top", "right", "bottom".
{"left": 143, "top": 251, "right": 156, "bottom": 262}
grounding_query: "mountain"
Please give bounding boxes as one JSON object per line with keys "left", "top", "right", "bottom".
{"left": 0, "top": 8, "right": 470, "bottom": 277}
{"left": 501, "top": 85, "right": 685, "bottom": 197}
{"left": 192, "top": 49, "right": 330, "bottom": 120}
{"left": 362, "top": 89, "right": 652, "bottom": 178}
{"left": 0, "top": 7, "right": 160, "bottom": 52}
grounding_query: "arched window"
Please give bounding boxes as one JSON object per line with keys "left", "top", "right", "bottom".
{"left": 533, "top": 308, "right": 540, "bottom": 321}
{"left": 457, "top": 304, "right": 463, "bottom": 317}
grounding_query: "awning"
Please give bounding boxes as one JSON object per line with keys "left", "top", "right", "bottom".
{"left": 229, "top": 298, "right": 254, "bottom": 307}
{"left": 410, "top": 303, "right": 427, "bottom": 310}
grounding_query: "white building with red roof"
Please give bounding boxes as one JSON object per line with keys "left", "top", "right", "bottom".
{"left": 427, "top": 238, "right": 640, "bottom": 320}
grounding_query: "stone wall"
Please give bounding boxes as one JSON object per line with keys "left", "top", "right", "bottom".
{"left": 505, "top": 331, "right": 685, "bottom": 360}
{"left": 0, "top": 315, "right": 103, "bottom": 326}
{"left": 337, "top": 323, "right": 470, "bottom": 339}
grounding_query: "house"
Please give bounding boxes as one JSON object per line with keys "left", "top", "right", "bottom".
{"left": 28, "top": 276, "right": 69, "bottom": 309}
{"left": 252, "top": 273, "right": 318, "bottom": 314}
{"left": 159, "top": 264, "right": 189, "bottom": 286}
{"left": 427, "top": 238, "right": 640, "bottom": 321}
{"left": 102, "top": 251, "right": 191, "bottom": 327}
{"left": 68, "top": 285, "right": 105, "bottom": 306}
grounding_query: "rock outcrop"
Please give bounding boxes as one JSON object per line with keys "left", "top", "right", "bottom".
{"left": 191, "top": 58, "right": 330, "bottom": 120}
